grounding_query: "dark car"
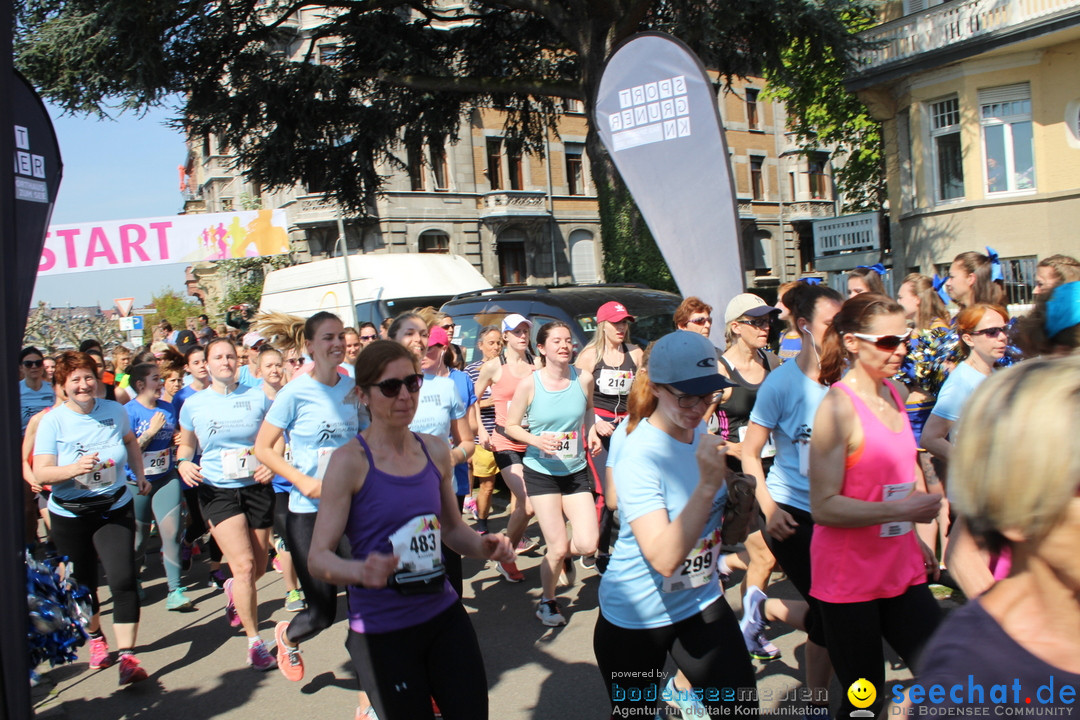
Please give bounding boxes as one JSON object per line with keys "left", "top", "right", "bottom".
{"left": 440, "top": 284, "right": 683, "bottom": 364}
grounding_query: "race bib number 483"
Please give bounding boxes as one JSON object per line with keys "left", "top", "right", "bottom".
{"left": 388, "top": 514, "right": 442, "bottom": 572}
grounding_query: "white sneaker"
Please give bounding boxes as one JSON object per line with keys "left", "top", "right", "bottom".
{"left": 536, "top": 599, "right": 566, "bottom": 627}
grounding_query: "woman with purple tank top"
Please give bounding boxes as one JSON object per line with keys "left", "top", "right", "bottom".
{"left": 307, "top": 340, "right": 514, "bottom": 720}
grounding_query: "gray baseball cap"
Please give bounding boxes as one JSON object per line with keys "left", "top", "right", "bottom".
{"left": 649, "top": 331, "right": 734, "bottom": 395}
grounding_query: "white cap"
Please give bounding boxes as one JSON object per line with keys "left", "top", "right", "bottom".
{"left": 501, "top": 313, "right": 533, "bottom": 332}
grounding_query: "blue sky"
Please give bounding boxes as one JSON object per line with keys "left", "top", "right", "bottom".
{"left": 30, "top": 102, "right": 192, "bottom": 310}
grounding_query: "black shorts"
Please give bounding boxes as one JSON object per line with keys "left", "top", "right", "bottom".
{"left": 197, "top": 482, "right": 275, "bottom": 529}
{"left": 494, "top": 448, "right": 526, "bottom": 470}
{"left": 523, "top": 465, "right": 592, "bottom": 497}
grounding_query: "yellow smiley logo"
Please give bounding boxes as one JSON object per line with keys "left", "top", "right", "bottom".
{"left": 847, "top": 678, "right": 877, "bottom": 709}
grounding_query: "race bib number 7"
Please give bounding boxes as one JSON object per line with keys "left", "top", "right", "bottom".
{"left": 221, "top": 447, "right": 260, "bottom": 481}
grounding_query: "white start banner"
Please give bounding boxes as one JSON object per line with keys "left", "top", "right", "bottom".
{"left": 594, "top": 32, "right": 743, "bottom": 343}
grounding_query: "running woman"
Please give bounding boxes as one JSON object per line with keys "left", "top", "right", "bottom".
{"left": 473, "top": 314, "right": 538, "bottom": 582}
{"left": 465, "top": 325, "right": 503, "bottom": 534}
{"left": 177, "top": 337, "right": 278, "bottom": 671}
{"left": 124, "top": 362, "right": 193, "bottom": 611}
{"left": 595, "top": 330, "right": 757, "bottom": 718}
{"left": 308, "top": 340, "right": 514, "bottom": 720}
{"left": 575, "top": 301, "right": 643, "bottom": 573}
{"left": 810, "top": 293, "right": 943, "bottom": 718}
{"left": 20, "top": 346, "right": 54, "bottom": 434}
{"left": 255, "top": 312, "right": 363, "bottom": 682}
{"left": 33, "top": 351, "right": 151, "bottom": 684}
{"left": 505, "top": 321, "right": 600, "bottom": 626}
{"left": 740, "top": 282, "right": 843, "bottom": 711}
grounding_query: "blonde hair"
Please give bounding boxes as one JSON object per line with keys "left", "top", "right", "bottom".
{"left": 251, "top": 311, "right": 305, "bottom": 351}
{"left": 951, "top": 356, "right": 1080, "bottom": 552}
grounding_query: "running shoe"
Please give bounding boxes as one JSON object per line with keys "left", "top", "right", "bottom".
{"left": 462, "top": 496, "right": 478, "bottom": 519}
{"left": 595, "top": 552, "right": 611, "bottom": 575}
{"left": 166, "top": 587, "right": 194, "bottom": 612}
{"left": 117, "top": 654, "right": 148, "bottom": 685}
{"left": 536, "top": 599, "right": 566, "bottom": 627}
{"left": 223, "top": 578, "right": 241, "bottom": 628}
{"left": 285, "top": 589, "right": 305, "bottom": 612}
{"left": 578, "top": 554, "right": 597, "bottom": 570}
{"left": 272, "top": 555, "right": 283, "bottom": 574}
{"left": 665, "top": 675, "right": 706, "bottom": 719}
{"left": 209, "top": 568, "right": 229, "bottom": 589}
{"left": 515, "top": 536, "right": 540, "bottom": 555}
{"left": 275, "top": 621, "right": 304, "bottom": 681}
{"left": 247, "top": 638, "right": 277, "bottom": 671}
{"left": 558, "top": 556, "right": 576, "bottom": 587}
{"left": 739, "top": 587, "right": 781, "bottom": 661}
{"left": 496, "top": 560, "right": 524, "bottom": 583}
{"left": 88, "top": 635, "right": 112, "bottom": 669}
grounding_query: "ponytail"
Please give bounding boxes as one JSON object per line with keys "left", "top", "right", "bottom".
{"left": 819, "top": 293, "right": 906, "bottom": 386}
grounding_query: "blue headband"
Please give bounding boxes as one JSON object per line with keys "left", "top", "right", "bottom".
{"left": 800, "top": 277, "right": 822, "bottom": 285}
{"left": 856, "top": 263, "right": 886, "bottom": 276}
{"left": 1045, "top": 281, "right": 1080, "bottom": 339}
{"left": 932, "top": 274, "right": 951, "bottom": 305}
{"left": 985, "top": 246, "right": 1003, "bottom": 282}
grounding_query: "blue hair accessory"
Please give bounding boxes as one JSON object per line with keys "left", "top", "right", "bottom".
{"left": 800, "top": 277, "right": 822, "bottom": 285}
{"left": 1045, "top": 281, "right": 1080, "bottom": 339}
{"left": 985, "top": 246, "right": 1003, "bottom": 282}
{"left": 856, "top": 263, "right": 886, "bottom": 276}
{"left": 932, "top": 274, "right": 951, "bottom": 305}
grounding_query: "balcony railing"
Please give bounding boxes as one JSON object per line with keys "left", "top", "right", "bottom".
{"left": 786, "top": 200, "right": 835, "bottom": 220}
{"left": 280, "top": 194, "right": 341, "bottom": 225}
{"left": 857, "top": 0, "right": 1080, "bottom": 74}
{"left": 478, "top": 191, "right": 550, "bottom": 219}
{"left": 813, "top": 211, "right": 881, "bottom": 257}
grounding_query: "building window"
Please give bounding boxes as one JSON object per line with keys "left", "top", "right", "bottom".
{"left": 486, "top": 138, "right": 503, "bottom": 190}
{"left": 979, "top": 84, "right": 1035, "bottom": 194}
{"left": 508, "top": 151, "right": 523, "bottom": 191}
{"left": 318, "top": 44, "right": 340, "bottom": 66}
{"left": 750, "top": 156, "right": 764, "bottom": 201}
{"left": 569, "top": 229, "right": 598, "bottom": 284}
{"left": 407, "top": 143, "right": 425, "bottom": 191}
{"left": 201, "top": 134, "right": 212, "bottom": 158}
{"left": 930, "top": 96, "right": 964, "bottom": 202}
{"left": 419, "top": 231, "right": 450, "bottom": 254}
{"left": 808, "top": 154, "right": 829, "bottom": 200}
{"left": 430, "top": 143, "right": 448, "bottom": 191}
{"left": 1001, "top": 255, "right": 1037, "bottom": 304}
{"left": 497, "top": 230, "right": 527, "bottom": 285}
{"left": 561, "top": 98, "right": 584, "bottom": 114}
{"left": 789, "top": 171, "right": 797, "bottom": 201}
{"left": 565, "top": 144, "right": 584, "bottom": 196}
{"left": 746, "top": 88, "right": 761, "bottom": 130}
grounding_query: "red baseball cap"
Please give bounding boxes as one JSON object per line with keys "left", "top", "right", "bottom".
{"left": 597, "top": 301, "right": 635, "bottom": 324}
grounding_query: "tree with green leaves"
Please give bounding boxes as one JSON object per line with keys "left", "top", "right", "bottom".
{"left": 16, "top": 0, "right": 869, "bottom": 286}
{"left": 148, "top": 288, "right": 203, "bottom": 331}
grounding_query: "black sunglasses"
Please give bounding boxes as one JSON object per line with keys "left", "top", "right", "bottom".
{"left": 370, "top": 373, "right": 423, "bottom": 397}
{"left": 359, "top": 334, "right": 378, "bottom": 341}
{"left": 736, "top": 317, "right": 772, "bottom": 329}
{"left": 22, "top": 359, "right": 43, "bottom": 368}
{"left": 969, "top": 326, "right": 1007, "bottom": 338}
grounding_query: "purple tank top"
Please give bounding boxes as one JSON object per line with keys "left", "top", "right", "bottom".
{"left": 346, "top": 433, "right": 457, "bottom": 634}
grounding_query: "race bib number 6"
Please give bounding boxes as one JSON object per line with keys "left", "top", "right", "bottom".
{"left": 75, "top": 460, "right": 118, "bottom": 490}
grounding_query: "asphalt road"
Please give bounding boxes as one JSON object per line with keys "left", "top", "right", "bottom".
{"left": 31, "top": 496, "right": 947, "bottom": 719}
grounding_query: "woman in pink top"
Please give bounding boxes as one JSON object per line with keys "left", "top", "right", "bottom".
{"left": 809, "top": 293, "right": 944, "bottom": 718}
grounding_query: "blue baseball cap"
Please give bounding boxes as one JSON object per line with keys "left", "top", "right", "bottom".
{"left": 648, "top": 331, "right": 734, "bottom": 395}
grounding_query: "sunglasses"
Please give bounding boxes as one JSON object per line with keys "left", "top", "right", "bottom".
{"left": 662, "top": 385, "right": 718, "bottom": 409}
{"left": 969, "top": 326, "right": 1007, "bottom": 338}
{"left": 22, "top": 359, "right": 43, "bottom": 368}
{"left": 370, "top": 373, "right": 423, "bottom": 397}
{"left": 440, "top": 323, "right": 455, "bottom": 330}
{"left": 851, "top": 329, "right": 912, "bottom": 350}
{"left": 359, "top": 334, "right": 378, "bottom": 341}
{"left": 688, "top": 316, "right": 713, "bottom": 325}
{"left": 737, "top": 317, "right": 772, "bottom": 329}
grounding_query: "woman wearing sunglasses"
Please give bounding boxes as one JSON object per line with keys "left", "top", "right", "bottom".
{"left": 20, "top": 346, "right": 54, "bottom": 435}
{"left": 307, "top": 340, "right": 513, "bottom": 720}
{"left": 254, "top": 312, "right": 363, "bottom": 682}
{"left": 922, "top": 303, "right": 1010, "bottom": 597}
{"left": 739, "top": 281, "right": 842, "bottom": 713}
{"left": 809, "top": 293, "right": 943, "bottom": 718}
{"left": 505, "top": 321, "right": 601, "bottom": 627}
{"left": 595, "top": 330, "right": 757, "bottom": 718}
{"left": 177, "top": 337, "right": 278, "bottom": 671}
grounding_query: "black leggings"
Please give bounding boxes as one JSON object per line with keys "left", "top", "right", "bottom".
{"left": 595, "top": 430, "right": 616, "bottom": 555}
{"left": 820, "top": 584, "right": 941, "bottom": 718}
{"left": 50, "top": 501, "right": 140, "bottom": 624}
{"left": 346, "top": 602, "right": 487, "bottom": 720}
{"left": 183, "top": 485, "right": 222, "bottom": 562}
{"left": 763, "top": 503, "right": 826, "bottom": 646}
{"left": 285, "top": 510, "right": 340, "bottom": 644}
{"left": 593, "top": 598, "right": 758, "bottom": 716}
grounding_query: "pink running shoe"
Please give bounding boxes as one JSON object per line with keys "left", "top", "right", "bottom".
{"left": 118, "top": 654, "right": 148, "bottom": 685}
{"left": 247, "top": 638, "right": 277, "bottom": 671}
{"left": 223, "top": 578, "right": 241, "bottom": 628}
{"left": 88, "top": 635, "right": 113, "bottom": 669}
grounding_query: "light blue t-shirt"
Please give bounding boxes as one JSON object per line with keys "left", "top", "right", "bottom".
{"left": 35, "top": 400, "right": 133, "bottom": 518}
{"left": 265, "top": 373, "right": 361, "bottom": 513}
{"left": 409, "top": 374, "right": 465, "bottom": 440}
{"left": 237, "top": 364, "right": 263, "bottom": 389}
{"left": 600, "top": 419, "right": 726, "bottom": 629}
{"left": 124, "top": 399, "right": 177, "bottom": 482}
{"left": 748, "top": 359, "right": 828, "bottom": 513}
{"left": 179, "top": 384, "right": 271, "bottom": 488}
{"left": 20, "top": 380, "right": 54, "bottom": 434}
{"left": 448, "top": 369, "right": 477, "bottom": 497}
{"left": 340, "top": 362, "right": 355, "bottom": 379}
{"left": 931, "top": 361, "right": 988, "bottom": 422}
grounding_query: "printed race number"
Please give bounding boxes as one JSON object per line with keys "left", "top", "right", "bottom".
{"left": 662, "top": 527, "right": 721, "bottom": 593}
{"left": 143, "top": 448, "right": 170, "bottom": 477}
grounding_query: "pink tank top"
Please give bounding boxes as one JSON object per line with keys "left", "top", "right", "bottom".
{"left": 490, "top": 356, "right": 536, "bottom": 453}
{"left": 810, "top": 381, "right": 927, "bottom": 603}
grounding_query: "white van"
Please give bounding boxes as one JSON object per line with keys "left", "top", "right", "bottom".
{"left": 259, "top": 253, "right": 492, "bottom": 327}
